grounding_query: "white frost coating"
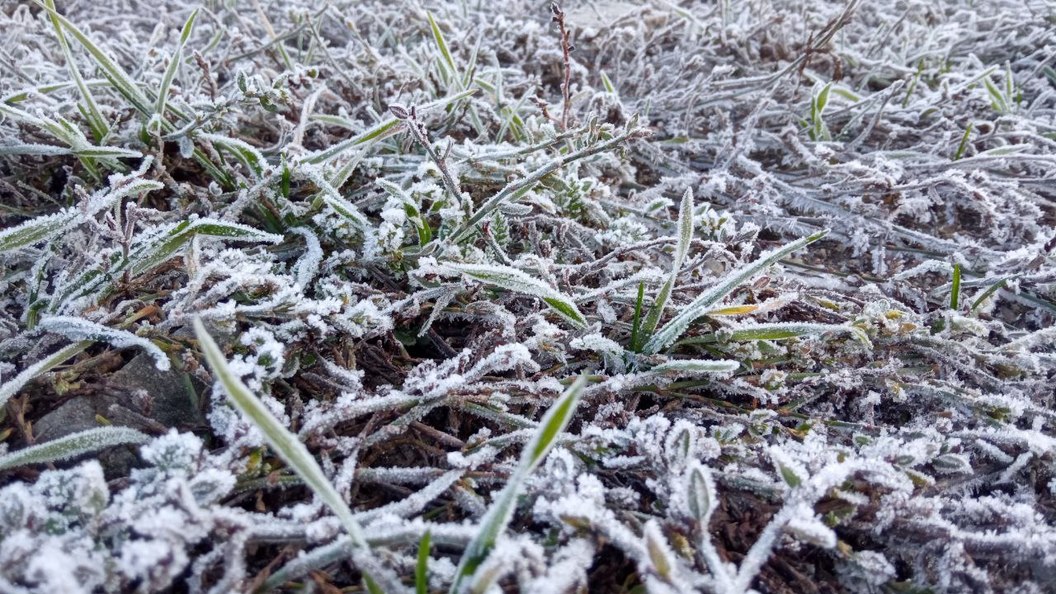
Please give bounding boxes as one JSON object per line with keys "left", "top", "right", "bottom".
{"left": 37, "top": 316, "right": 171, "bottom": 371}
{"left": 444, "top": 262, "right": 588, "bottom": 329}
{"left": 650, "top": 358, "right": 740, "bottom": 376}
{"left": 290, "top": 226, "right": 324, "bottom": 289}
{"left": 0, "top": 426, "right": 149, "bottom": 471}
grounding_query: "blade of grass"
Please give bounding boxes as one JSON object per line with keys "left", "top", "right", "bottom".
{"left": 0, "top": 426, "right": 148, "bottom": 471}
{"left": 43, "top": 0, "right": 108, "bottom": 142}
{"left": 643, "top": 230, "right": 829, "bottom": 354}
{"left": 156, "top": 8, "right": 199, "bottom": 119}
{"left": 677, "top": 322, "right": 871, "bottom": 346}
{"left": 449, "top": 376, "right": 587, "bottom": 593}
{"left": 630, "top": 281, "right": 646, "bottom": 351}
{"left": 445, "top": 262, "right": 587, "bottom": 329}
{"left": 950, "top": 263, "right": 961, "bottom": 310}
{"left": 416, "top": 531, "right": 432, "bottom": 594}
{"left": 193, "top": 318, "right": 390, "bottom": 590}
{"left": 34, "top": 0, "right": 153, "bottom": 115}
{"left": 639, "top": 188, "right": 694, "bottom": 350}
{"left": 427, "top": 12, "right": 459, "bottom": 85}
{"left": 650, "top": 359, "right": 740, "bottom": 376}
{"left": 0, "top": 341, "right": 90, "bottom": 410}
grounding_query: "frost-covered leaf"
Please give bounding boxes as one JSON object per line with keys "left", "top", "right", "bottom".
{"left": 644, "top": 230, "right": 828, "bottom": 354}
{"left": 0, "top": 341, "right": 90, "bottom": 410}
{"left": 639, "top": 188, "right": 694, "bottom": 348}
{"left": 0, "top": 427, "right": 149, "bottom": 471}
{"left": 685, "top": 462, "right": 717, "bottom": 525}
{"left": 445, "top": 262, "right": 587, "bottom": 329}
{"left": 651, "top": 358, "right": 740, "bottom": 376}
{"left": 192, "top": 319, "right": 389, "bottom": 589}
{"left": 38, "top": 316, "right": 169, "bottom": 370}
{"left": 450, "top": 376, "right": 587, "bottom": 593}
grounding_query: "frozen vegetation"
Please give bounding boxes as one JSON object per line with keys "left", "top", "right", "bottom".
{"left": 1, "top": 0, "right": 1055, "bottom": 591}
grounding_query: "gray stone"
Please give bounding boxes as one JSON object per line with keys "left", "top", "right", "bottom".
{"left": 108, "top": 353, "right": 205, "bottom": 429}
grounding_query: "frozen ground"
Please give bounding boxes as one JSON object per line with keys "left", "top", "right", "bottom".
{"left": 1, "top": 0, "right": 1055, "bottom": 592}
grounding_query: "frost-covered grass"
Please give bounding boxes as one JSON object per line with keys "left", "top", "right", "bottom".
{"left": 1, "top": 0, "right": 1055, "bottom": 592}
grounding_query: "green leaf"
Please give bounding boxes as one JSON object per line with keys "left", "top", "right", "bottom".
{"left": 156, "top": 8, "right": 199, "bottom": 118}
{"left": 640, "top": 188, "right": 694, "bottom": 348}
{"left": 686, "top": 462, "right": 716, "bottom": 524}
{"left": 416, "top": 531, "right": 432, "bottom": 594}
{"left": 193, "top": 319, "right": 384, "bottom": 585}
{"left": 43, "top": 0, "right": 108, "bottom": 142}
{"left": 446, "top": 263, "right": 587, "bottom": 329}
{"left": 449, "top": 376, "right": 587, "bottom": 593}
{"left": 0, "top": 341, "right": 90, "bottom": 410}
{"left": 0, "top": 427, "right": 148, "bottom": 471}
{"left": 427, "top": 12, "right": 458, "bottom": 83}
{"left": 953, "top": 123, "right": 973, "bottom": 161}
{"left": 680, "top": 322, "right": 872, "bottom": 347}
{"left": 34, "top": 0, "right": 153, "bottom": 115}
{"left": 650, "top": 359, "right": 740, "bottom": 376}
{"left": 950, "top": 263, "right": 961, "bottom": 311}
{"left": 643, "top": 230, "right": 828, "bottom": 354}
{"left": 982, "top": 75, "right": 1008, "bottom": 114}
{"left": 0, "top": 211, "right": 75, "bottom": 253}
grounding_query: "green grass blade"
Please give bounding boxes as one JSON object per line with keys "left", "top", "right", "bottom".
{"left": 427, "top": 12, "right": 459, "bottom": 84}
{"left": 416, "top": 531, "right": 432, "bottom": 594}
{"left": 950, "top": 263, "right": 961, "bottom": 310}
{"left": 640, "top": 188, "right": 694, "bottom": 347}
{"left": 0, "top": 211, "right": 77, "bottom": 253}
{"left": 971, "top": 277, "right": 1011, "bottom": 314}
{"left": 650, "top": 359, "right": 740, "bottom": 376}
{"left": 630, "top": 281, "right": 645, "bottom": 351}
{"left": 0, "top": 341, "right": 90, "bottom": 410}
{"left": 193, "top": 319, "right": 381, "bottom": 578}
{"left": 43, "top": 0, "right": 108, "bottom": 142}
{"left": 445, "top": 262, "right": 587, "bottom": 329}
{"left": 0, "top": 426, "right": 148, "bottom": 471}
{"left": 643, "top": 230, "right": 828, "bottom": 354}
{"left": 953, "top": 123, "right": 973, "bottom": 160}
{"left": 982, "top": 75, "right": 1008, "bottom": 114}
{"left": 449, "top": 376, "right": 587, "bottom": 593}
{"left": 156, "top": 8, "right": 199, "bottom": 118}
{"left": 678, "top": 322, "right": 871, "bottom": 347}
{"left": 34, "top": 0, "right": 153, "bottom": 115}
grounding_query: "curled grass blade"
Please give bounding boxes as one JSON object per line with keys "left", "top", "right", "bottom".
{"left": 0, "top": 341, "right": 89, "bottom": 410}
{"left": 0, "top": 426, "right": 148, "bottom": 471}
{"left": 643, "top": 229, "right": 828, "bottom": 354}
{"left": 38, "top": 316, "right": 170, "bottom": 371}
{"left": 449, "top": 376, "right": 587, "bottom": 593}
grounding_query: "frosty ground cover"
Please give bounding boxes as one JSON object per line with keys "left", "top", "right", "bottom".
{"left": 1, "top": 0, "right": 1055, "bottom": 592}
